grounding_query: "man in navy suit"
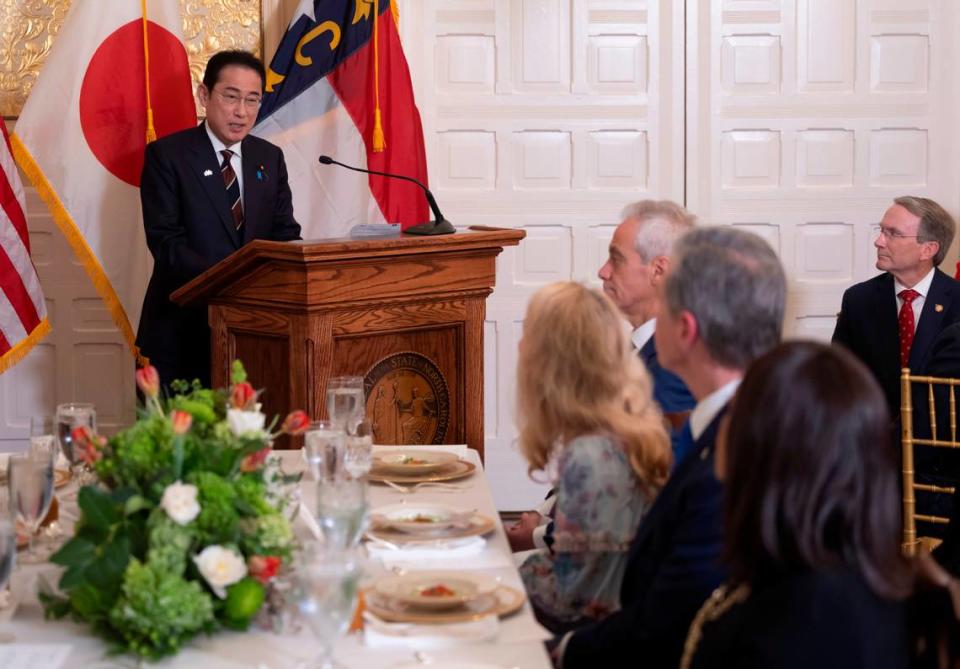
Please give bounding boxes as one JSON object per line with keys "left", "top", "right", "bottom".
{"left": 552, "top": 227, "right": 786, "bottom": 669}
{"left": 833, "top": 196, "right": 959, "bottom": 416}
{"left": 136, "top": 51, "right": 301, "bottom": 387}
{"left": 598, "top": 200, "right": 697, "bottom": 460}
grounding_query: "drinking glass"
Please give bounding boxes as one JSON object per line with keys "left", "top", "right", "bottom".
{"left": 343, "top": 419, "right": 373, "bottom": 479}
{"left": 315, "top": 478, "right": 368, "bottom": 549}
{"left": 29, "top": 416, "right": 56, "bottom": 454}
{"left": 0, "top": 489, "right": 14, "bottom": 641}
{"left": 55, "top": 402, "right": 96, "bottom": 470}
{"left": 326, "top": 376, "right": 365, "bottom": 433}
{"left": 292, "top": 543, "right": 362, "bottom": 669}
{"left": 304, "top": 421, "right": 344, "bottom": 482}
{"left": 7, "top": 451, "right": 54, "bottom": 563}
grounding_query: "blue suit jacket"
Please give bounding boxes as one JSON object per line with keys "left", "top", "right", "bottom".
{"left": 561, "top": 410, "right": 727, "bottom": 669}
{"left": 639, "top": 337, "right": 696, "bottom": 414}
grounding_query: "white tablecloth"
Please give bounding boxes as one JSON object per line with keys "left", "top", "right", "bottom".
{"left": 5, "top": 448, "right": 552, "bottom": 668}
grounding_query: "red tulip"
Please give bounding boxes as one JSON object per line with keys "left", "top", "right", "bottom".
{"left": 135, "top": 365, "right": 160, "bottom": 399}
{"left": 247, "top": 555, "right": 281, "bottom": 584}
{"left": 280, "top": 410, "right": 309, "bottom": 435}
{"left": 240, "top": 446, "right": 271, "bottom": 473}
{"left": 170, "top": 410, "right": 192, "bottom": 436}
{"left": 72, "top": 426, "right": 104, "bottom": 466}
{"left": 231, "top": 382, "right": 257, "bottom": 410}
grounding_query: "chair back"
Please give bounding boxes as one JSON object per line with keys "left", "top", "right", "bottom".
{"left": 900, "top": 367, "right": 959, "bottom": 555}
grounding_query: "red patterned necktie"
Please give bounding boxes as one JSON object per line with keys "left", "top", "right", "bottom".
{"left": 898, "top": 288, "right": 920, "bottom": 368}
{"left": 220, "top": 149, "right": 244, "bottom": 231}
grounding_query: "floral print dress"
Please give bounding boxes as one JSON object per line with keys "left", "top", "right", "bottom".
{"left": 519, "top": 433, "right": 648, "bottom": 633}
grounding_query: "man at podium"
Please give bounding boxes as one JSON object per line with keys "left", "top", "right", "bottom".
{"left": 136, "top": 50, "right": 301, "bottom": 387}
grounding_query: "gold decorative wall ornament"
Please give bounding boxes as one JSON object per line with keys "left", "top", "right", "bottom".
{"left": 0, "top": 0, "right": 262, "bottom": 118}
{"left": 365, "top": 352, "right": 451, "bottom": 446}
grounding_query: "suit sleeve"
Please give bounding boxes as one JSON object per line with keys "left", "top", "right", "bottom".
{"left": 269, "top": 149, "right": 301, "bottom": 242}
{"left": 562, "top": 469, "right": 725, "bottom": 669}
{"left": 140, "top": 140, "right": 215, "bottom": 285}
{"left": 832, "top": 288, "right": 854, "bottom": 349}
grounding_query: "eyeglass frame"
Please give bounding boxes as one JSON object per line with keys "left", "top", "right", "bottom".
{"left": 211, "top": 87, "right": 262, "bottom": 110}
{"left": 877, "top": 226, "right": 923, "bottom": 242}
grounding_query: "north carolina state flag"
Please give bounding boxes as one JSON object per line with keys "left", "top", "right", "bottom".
{"left": 254, "top": 0, "right": 429, "bottom": 236}
{"left": 12, "top": 0, "right": 196, "bottom": 360}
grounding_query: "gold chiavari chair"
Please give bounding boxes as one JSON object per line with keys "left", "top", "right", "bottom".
{"left": 900, "top": 367, "right": 960, "bottom": 555}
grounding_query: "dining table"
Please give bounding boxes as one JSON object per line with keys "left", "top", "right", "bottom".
{"left": 3, "top": 446, "right": 553, "bottom": 668}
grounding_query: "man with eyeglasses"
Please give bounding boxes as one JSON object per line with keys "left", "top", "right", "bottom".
{"left": 833, "top": 196, "right": 959, "bottom": 416}
{"left": 137, "top": 50, "right": 301, "bottom": 388}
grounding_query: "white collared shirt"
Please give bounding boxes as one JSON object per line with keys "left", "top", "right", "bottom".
{"left": 689, "top": 378, "right": 740, "bottom": 441}
{"left": 894, "top": 266, "right": 935, "bottom": 334}
{"left": 205, "top": 122, "right": 244, "bottom": 203}
{"left": 631, "top": 318, "right": 656, "bottom": 352}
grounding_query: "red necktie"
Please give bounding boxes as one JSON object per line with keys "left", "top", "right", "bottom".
{"left": 898, "top": 288, "right": 920, "bottom": 369}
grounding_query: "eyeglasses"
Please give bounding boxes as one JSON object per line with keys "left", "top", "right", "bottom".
{"left": 213, "top": 89, "right": 262, "bottom": 110}
{"left": 877, "top": 226, "right": 920, "bottom": 241}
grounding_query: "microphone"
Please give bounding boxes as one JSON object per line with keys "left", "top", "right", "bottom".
{"left": 318, "top": 155, "right": 455, "bottom": 236}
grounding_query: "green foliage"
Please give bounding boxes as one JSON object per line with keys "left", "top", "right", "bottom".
{"left": 43, "top": 359, "right": 295, "bottom": 660}
{"left": 107, "top": 560, "right": 215, "bottom": 660}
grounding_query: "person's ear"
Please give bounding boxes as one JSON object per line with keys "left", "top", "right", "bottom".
{"left": 197, "top": 83, "right": 210, "bottom": 108}
{"left": 649, "top": 256, "right": 670, "bottom": 286}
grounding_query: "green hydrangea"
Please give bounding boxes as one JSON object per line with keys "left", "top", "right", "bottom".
{"left": 108, "top": 559, "right": 214, "bottom": 660}
{"left": 187, "top": 471, "right": 239, "bottom": 545}
{"left": 234, "top": 476, "right": 275, "bottom": 516}
{"left": 241, "top": 512, "right": 293, "bottom": 557}
{"left": 146, "top": 509, "right": 195, "bottom": 576}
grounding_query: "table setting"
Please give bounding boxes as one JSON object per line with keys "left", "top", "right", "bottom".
{"left": 0, "top": 368, "right": 550, "bottom": 668}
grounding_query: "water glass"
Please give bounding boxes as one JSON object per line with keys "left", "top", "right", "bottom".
{"left": 30, "top": 416, "right": 56, "bottom": 453}
{"left": 291, "top": 543, "right": 362, "bottom": 669}
{"left": 343, "top": 419, "right": 373, "bottom": 479}
{"left": 304, "top": 421, "right": 344, "bottom": 482}
{"left": 7, "top": 451, "right": 54, "bottom": 563}
{"left": 315, "top": 478, "right": 368, "bottom": 549}
{"left": 326, "top": 376, "right": 365, "bottom": 433}
{"left": 55, "top": 402, "right": 96, "bottom": 467}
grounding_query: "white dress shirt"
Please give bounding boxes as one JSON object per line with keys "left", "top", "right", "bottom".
{"left": 205, "top": 123, "right": 244, "bottom": 204}
{"left": 631, "top": 318, "right": 656, "bottom": 352}
{"left": 894, "top": 266, "right": 936, "bottom": 334}
{"left": 689, "top": 378, "right": 740, "bottom": 441}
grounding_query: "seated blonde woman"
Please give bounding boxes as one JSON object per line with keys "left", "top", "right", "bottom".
{"left": 516, "top": 281, "right": 671, "bottom": 634}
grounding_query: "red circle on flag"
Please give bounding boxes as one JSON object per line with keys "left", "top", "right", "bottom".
{"left": 79, "top": 20, "right": 196, "bottom": 187}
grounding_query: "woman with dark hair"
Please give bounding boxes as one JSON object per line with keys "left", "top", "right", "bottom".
{"left": 681, "top": 341, "right": 913, "bottom": 669}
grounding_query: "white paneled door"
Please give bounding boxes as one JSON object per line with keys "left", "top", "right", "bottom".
{"left": 399, "top": 0, "right": 687, "bottom": 509}
{"left": 5, "top": 2, "right": 960, "bottom": 509}
{"left": 687, "top": 0, "right": 960, "bottom": 341}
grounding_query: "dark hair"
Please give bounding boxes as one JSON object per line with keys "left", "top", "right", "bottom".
{"left": 723, "top": 341, "right": 911, "bottom": 599}
{"left": 202, "top": 50, "right": 266, "bottom": 91}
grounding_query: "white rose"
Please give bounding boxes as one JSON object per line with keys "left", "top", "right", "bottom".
{"left": 160, "top": 481, "right": 200, "bottom": 525}
{"left": 193, "top": 545, "right": 247, "bottom": 599}
{"left": 227, "top": 406, "right": 266, "bottom": 437}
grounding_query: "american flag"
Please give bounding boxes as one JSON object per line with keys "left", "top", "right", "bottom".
{"left": 0, "top": 119, "right": 49, "bottom": 372}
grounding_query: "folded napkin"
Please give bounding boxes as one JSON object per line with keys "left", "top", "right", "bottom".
{"left": 363, "top": 611, "right": 499, "bottom": 649}
{"left": 366, "top": 536, "right": 513, "bottom": 571}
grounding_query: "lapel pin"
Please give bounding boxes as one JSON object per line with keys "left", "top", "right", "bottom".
{"left": 936, "top": 304, "right": 944, "bottom": 312}
{"left": 256, "top": 164, "right": 268, "bottom": 182}
{"left": 203, "top": 169, "right": 213, "bottom": 177}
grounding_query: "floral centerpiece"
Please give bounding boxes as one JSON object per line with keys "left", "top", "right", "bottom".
{"left": 41, "top": 361, "right": 309, "bottom": 660}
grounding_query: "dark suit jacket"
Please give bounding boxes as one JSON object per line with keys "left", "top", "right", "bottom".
{"left": 639, "top": 337, "right": 696, "bottom": 415}
{"left": 686, "top": 568, "right": 909, "bottom": 669}
{"left": 832, "top": 268, "right": 960, "bottom": 415}
{"left": 136, "top": 123, "right": 301, "bottom": 386}
{"left": 561, "top": 411, "right": 727, "bottom": 669}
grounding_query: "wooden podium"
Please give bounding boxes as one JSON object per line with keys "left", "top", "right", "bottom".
{"left": 171, "top": 227, "right": 524, "bottom": 455}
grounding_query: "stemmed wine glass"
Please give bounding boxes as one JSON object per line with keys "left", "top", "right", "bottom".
{"left": 55, "top": 402, "right": 96, "bottom": 483}
{"left": 315, "top": 477, "right": 368, "bottom": 549}
{"left": 343, "top": 419, "right": 373, "bottom": 479}
{"left": 326, "top": 376, "right": 365, "bottom": 434}
{"left": 7, "top": 448, "right": 55, "bottom": 564}
{"left": 0, "top": 488, "right": 15, "bottom": 641}
{"left": 291, "top": 542, "right": 363, "bottom": 669}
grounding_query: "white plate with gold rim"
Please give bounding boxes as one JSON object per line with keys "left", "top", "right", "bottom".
{"left": 371, "top": 449, "right": 460, "bottom": 475}
{"left": 373, "top": 571, "right": 499, "bottom": 611}
{"left": 369, "top": 502, "right": 469, "bottom": 534}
